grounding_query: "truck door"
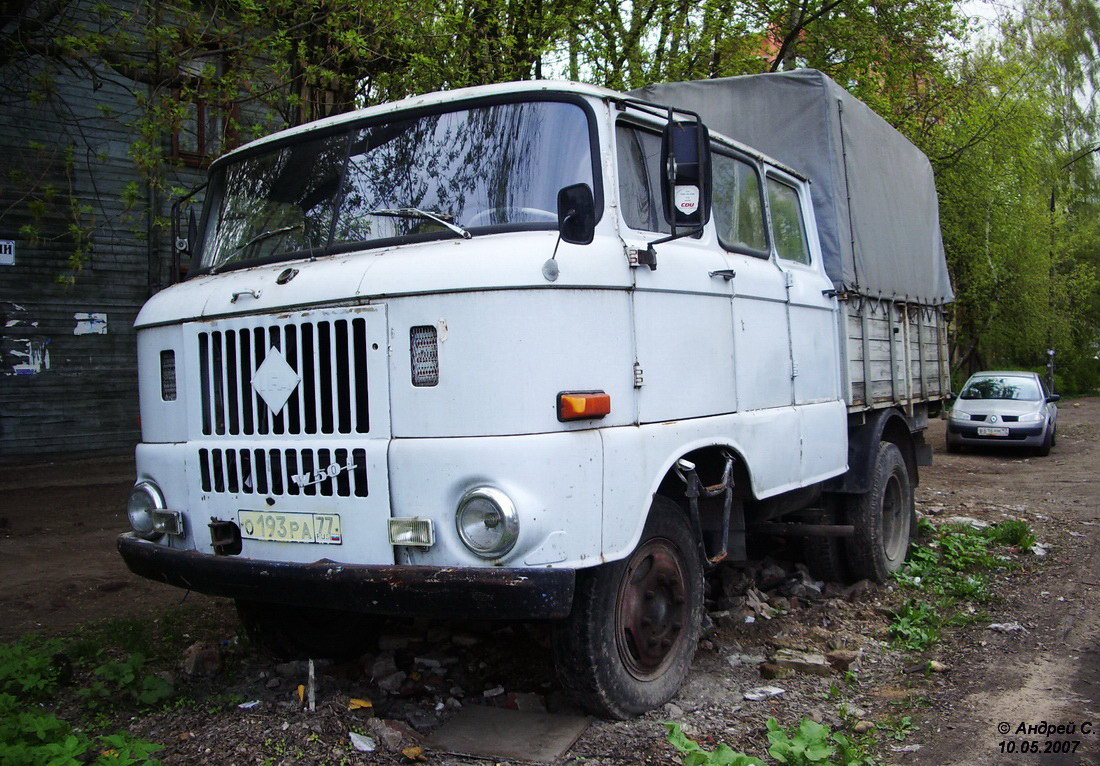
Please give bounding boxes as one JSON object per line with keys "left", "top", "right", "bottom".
{"left": 711, "top": 149, "right": 800, "bottom": 492}
{"left": 615, "top": 121, "right": 736, "bottom": 423}
{"left": 764, "top": 171, "right": 845, "bottom": 482}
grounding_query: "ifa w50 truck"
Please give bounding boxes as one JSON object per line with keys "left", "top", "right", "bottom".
{"left": 119, "top": 69, "right": 953, "bottom": 718}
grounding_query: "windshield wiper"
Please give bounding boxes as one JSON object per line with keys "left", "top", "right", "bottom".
{"left": 232, "top": 224, "right": 303, "bottom": 252}
{"left": 366, "top": 207, "right": 472, "bottom": 240}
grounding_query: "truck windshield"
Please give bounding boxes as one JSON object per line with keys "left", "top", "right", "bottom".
{"left": 198, "top": 99, "right": 595, "bottom": 271}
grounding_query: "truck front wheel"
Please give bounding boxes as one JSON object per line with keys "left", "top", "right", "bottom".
{"left": 552, "top": 496, "right": 703, "bottom": 718}
{"left": 843, "top": 442, "right": 915, "bottom": 582}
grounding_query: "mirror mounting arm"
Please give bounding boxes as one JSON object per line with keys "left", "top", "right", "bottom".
{"left": 638, "top": 226, "right": 704, "bottom": 271}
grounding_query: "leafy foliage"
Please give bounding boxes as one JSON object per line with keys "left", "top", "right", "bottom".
{"left": 666, "top": 722, "right": 765, "bottom": 765}
{"left": 666, "top": 719, "right": 875, "bottom": 766}
{"left": 0, "top": 695, "right": 163, "bottom": 766}
{"left": 77, "top": 653, "right": 174, "bottom": 708}
{"left": 0, "top": 637, "right": 168, "bottom": 766}
{"left": 0, "top": 636, "right": 65, "bottom": 701}
{"left": 890, "top": 520, "right": 1036, "bottom": 649}
{"left": 765, "top": 718, "right": 875, "bottom": 765}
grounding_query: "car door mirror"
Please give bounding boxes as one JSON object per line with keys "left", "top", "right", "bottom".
{"left": 557, "top": 183, "right": 595, "bottom": 245}
{"left": 1046, "top": 394, "right": 1061, "bottom": 403}
{"left": 661, "top": 120, "right": 711, "bottom": 230}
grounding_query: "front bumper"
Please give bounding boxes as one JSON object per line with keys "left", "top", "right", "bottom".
{"left": 118, "top": 534, "right": 576, "bottom": 619}
{"left": 946, "top": 422, "right": 1046, "bottom": 446}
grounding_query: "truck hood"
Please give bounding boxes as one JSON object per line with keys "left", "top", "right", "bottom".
{"left": 135, "top": 231, "right": 592, "bottom": 328}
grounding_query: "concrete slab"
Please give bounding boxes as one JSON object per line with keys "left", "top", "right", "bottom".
{"left": 425, "top": 705, "right": 590, "bottom": 762}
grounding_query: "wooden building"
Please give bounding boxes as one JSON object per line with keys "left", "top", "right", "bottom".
{"left": 0, "top": 2, "right": 237, "bottom": 456}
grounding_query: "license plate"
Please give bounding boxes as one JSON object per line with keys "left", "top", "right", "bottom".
{"left": 238, "top": 511, "right": 342, "bottom": 544}
{"left": 977, "top": 426, "right": 1010, "bottom": 437}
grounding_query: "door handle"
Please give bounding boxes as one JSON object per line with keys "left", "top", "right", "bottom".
{"left": 708, "top": 269, "right": 736, "bottom": 281}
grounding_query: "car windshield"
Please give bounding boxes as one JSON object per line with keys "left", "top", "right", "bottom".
{"left": 960, "top": 376, "right": 1042, "bottom": 401}
{"left": 198, "top": 100, "right": 595, "bottom": 271}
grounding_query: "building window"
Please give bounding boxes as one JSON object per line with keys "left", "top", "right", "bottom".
{"left": 171, "top": 57, "right": 237, "bottom": 166}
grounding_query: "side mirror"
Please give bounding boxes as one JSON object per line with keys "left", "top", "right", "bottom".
{"left": 1047, "top": 394, "right": 1061, "bottom": 403}
{"left": 170, "top": 182, "right": 206, "bottom": 283}
{"left": 661, "top": 120, "right": 711, "bottom": 230}
{"left": 557, "top": 183, "right": 595, "bottom": 245}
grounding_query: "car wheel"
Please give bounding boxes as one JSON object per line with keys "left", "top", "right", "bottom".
{"left": 945, "top": 435, "right": 962, "bottom": 454}
{"left": 236, "top": 600, "right": 377, "bottom": 660}
{"left": 1035, "top": 428, "right": 1052, "bottom": 457}
{"left": 552, "top": 495, "right": 703, "bottom": 719}
{"left": 843, "top": 442, "right": 915, "bottom": 583}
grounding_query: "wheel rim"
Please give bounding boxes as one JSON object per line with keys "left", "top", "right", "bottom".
{"left": 615, "top": 537, "right": 690, "bottom": 681}
{"left": 881, "top": 472, "right": 907, "bottom": 562}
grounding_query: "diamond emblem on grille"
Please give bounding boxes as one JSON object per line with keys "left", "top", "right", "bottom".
{"left": 252, "top": 347, "right": 300, "bottom": 414}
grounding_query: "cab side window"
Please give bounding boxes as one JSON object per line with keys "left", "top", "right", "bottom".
{"left": 616, "top": 124, "right": 671, "bottom": 234}
{"left": 712, "top": 152, "right": 767, "bottom": 255}
{"left": 767, "top": 177, "right": 811, "bottom": 265}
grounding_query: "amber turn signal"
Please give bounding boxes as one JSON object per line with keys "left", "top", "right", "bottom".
{"left": 557, "top": 391, "right": 611, "bottom": 421}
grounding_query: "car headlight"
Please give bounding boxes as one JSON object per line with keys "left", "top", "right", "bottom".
{"left": 455, "top": 487, "right": 519, "bottom": 558}
{"left": 1018, "top": 412, "right": 1043, "bottom": 423}
{"left": 127, "top": 481, "right": 165, "bottom": 540}
{"left": 949, "top": 410, "right": 972, "bottom": 421}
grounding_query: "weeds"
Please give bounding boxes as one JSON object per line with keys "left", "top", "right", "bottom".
{"left": 889, "top": 520, "right": 1035, "bottom": 651}
{"left": 77, "top": 653, "right": 174, "bottom": 708}
{"left": 985, "top": 519, "right": 1037, "bottom": 549}
{"left": 0, "top": 637, "right": 165, "bottom": 765}
{"left": 666, "top": 718, "right": 876, "bottom": 765}
{"left": 879, "top": 715, "right": 916, "bottom": 742}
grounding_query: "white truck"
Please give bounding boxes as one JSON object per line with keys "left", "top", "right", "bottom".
{"left": 119, "top": 70, "right": 952, "bottom": 718}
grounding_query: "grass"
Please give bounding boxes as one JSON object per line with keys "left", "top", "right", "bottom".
{"left": 888, "top": 519, "right": 1036, "bottom": 651}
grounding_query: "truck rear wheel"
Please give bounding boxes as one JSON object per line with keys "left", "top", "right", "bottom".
{"left": 552, "top": 496, "right": 703, "bottom": 719}
{"left": 236, "top": 600, "right": 376, "bottom": 661}
{"left": 843, "top": 442, "right": 914, "bottom": 582}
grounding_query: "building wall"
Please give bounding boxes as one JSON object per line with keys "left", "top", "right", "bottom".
{"left": 0, "top": 30, "right": 207, "bottom": 456}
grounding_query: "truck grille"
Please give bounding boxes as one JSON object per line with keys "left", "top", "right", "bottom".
{"left": 198, "top": 317, "right": 369, "bottom": 436}
{"left": 198, "top": 446, "right": 368, "bottom": 497}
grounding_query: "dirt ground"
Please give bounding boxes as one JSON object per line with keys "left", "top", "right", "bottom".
{"left": 1, "top": 400, "right": 1097, "bottom": 764}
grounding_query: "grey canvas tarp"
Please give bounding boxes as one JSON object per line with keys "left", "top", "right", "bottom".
{"left": 632, "top": 69, "right": 954, "bottom": 305}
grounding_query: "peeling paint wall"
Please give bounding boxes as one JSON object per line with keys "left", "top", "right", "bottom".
{"left": 73, "top": 312, "right": 108, "bottom": 335}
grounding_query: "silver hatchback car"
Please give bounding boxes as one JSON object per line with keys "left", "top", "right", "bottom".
{"left": 946, "top": 371, "right": 1060, "bottom": 455}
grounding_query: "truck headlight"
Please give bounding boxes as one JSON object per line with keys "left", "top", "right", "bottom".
{"left": 127, "top": 481, "right": 165, "bottom": 540}
{"left": 456, "top": 487, "right": 519, "bottom": 558}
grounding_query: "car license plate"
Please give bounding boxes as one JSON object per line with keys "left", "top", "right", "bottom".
{"left": 238, "top": 511, "right": 342, "bottom": 544}
{"left": 977, "top": 426, "right": 1010, "bottom": 437}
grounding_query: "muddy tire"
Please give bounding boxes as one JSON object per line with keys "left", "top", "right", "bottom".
{"left": 552, "top": 495, "right": 703, "bottom": 719}
{"left": 945, "top": 435, "right": 962, "bottom": 454}
{"left": 800, "top": 497, "right": 850, "bottom": 583}
{"left": 843, "top": 442, "right": 915, "bottom": 583}
{"left": 236, "top": 600, "right": 376, "bottom": 660}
